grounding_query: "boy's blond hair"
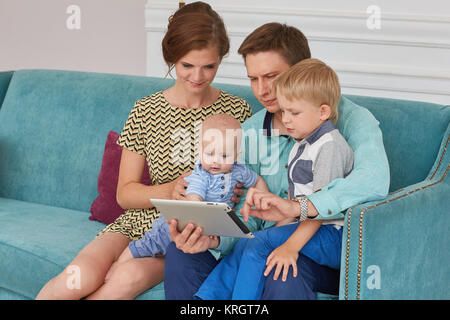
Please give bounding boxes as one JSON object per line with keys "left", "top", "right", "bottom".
{"left": 274, "top": 58, "right": 341, "bottom": 123}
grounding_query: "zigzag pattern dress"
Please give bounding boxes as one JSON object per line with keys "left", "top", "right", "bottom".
{"left": 97, "top": 90, "right": 252, "bottom": 240}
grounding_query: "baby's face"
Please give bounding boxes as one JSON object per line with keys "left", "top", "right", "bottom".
{"left": 200, "top": 130, "right": 239, "bottom": 175}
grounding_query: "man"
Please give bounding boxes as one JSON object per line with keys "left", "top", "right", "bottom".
{"left": 164, "top": 23, "right": 389, "bottom": 299}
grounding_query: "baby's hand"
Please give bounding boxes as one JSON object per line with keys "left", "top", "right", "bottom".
{"left": 264, "top": 242, "right": 299, "bottom": 282}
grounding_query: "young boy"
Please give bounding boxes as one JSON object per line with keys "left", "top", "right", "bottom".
{"left": 106, "top": 114, "right": 267, "bottom": 275}
{"left": 195, "top": 58, "right": 354, "bottom": 300}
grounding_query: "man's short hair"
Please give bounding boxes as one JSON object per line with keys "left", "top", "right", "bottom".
{"left": 238, "top": 22, "right": 311, "bottom": 66}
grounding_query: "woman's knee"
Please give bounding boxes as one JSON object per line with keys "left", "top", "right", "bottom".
{"left": 36, "top": 258, "right": 106, "bottom": 300}
{"left": 36, "top": 233, "right": 130, "bottom": 300}
{"left": 106, "top": 261, "right": 145, "bottom": 290}
{"left": 85, "top": 257, "right": 164, "bottom": 300}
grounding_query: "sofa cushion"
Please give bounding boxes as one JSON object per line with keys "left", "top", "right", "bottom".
{"left": 89, "top": 130, "right": 151, "bottom": 225}
{"left": 0, "top": 197, "right": 104, "bottom": 298}
{"left": 0, "top": 197, "right": 165, "bottom": 299}
{"left": 0, "top": 288, "right": 29, "bottom": 300}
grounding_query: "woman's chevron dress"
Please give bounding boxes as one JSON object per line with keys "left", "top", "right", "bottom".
{"left": 97, "top": 90, "right": 253, "bottom": 240}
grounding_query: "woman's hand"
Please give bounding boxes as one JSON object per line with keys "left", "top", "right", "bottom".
{"left": 240, "top": 188, "right": 298, "bottom": 222}
{"left": 171, "top": 171, "right": 192, "bottom": 200}
{"left": 167, "top": 219, "right": 219, "bottom": 254}
{"left": 230, "top": 182, "right": 244, "bottom": 207}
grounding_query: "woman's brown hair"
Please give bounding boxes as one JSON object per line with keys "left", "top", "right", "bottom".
{"left": 162, "top": 1, "right": 230, "bottom": 73}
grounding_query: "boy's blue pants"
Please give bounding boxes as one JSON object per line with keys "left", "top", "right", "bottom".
{"left": 164, "top": 222, "right": 342, "bottom": 300}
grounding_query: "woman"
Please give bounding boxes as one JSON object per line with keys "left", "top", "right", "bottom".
{"left": 36, "top": 2, "right": 252, "bottom": 300}
{"left": 164, "top": 23, "right": 390, "bottom": 300}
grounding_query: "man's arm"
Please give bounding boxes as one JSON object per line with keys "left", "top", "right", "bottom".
{"left": 253, "top": 175, "right": 268, "bottom": 192}
{"left": 308, "top": 104, "right": 390, "bottom": 219}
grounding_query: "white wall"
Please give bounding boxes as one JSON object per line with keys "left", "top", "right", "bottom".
{"left": 145, "top": 0, "right": 450, "bottom": 104}
{"left": 0, "top": 0, "right": 147, "bottom": 76}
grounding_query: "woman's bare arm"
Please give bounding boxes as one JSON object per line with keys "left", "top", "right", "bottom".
{"left": 116, "top": 148, "right": 181, "bottom": 209}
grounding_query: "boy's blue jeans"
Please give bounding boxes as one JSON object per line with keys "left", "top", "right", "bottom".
{"left": 195, "top": 222, "right": 342, "bottom": 300}
{"left": 164, "top": 222, "right": 342, "bottom": 300}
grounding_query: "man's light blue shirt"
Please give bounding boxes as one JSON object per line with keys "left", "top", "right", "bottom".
{"left": 212, "top": 96, "right": 390, "bottom": 259}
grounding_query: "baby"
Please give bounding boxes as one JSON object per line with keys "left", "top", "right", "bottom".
{"left": 112, "top": 114, "right": 267, "bottom": 266}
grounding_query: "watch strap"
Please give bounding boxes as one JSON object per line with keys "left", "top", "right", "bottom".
{"left": 297, "top": 196, "right": 309, "bottom": 222}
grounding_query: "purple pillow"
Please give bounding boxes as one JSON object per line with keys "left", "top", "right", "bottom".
{"left": 89, "top": 130, "right": 151, "bottom": 224}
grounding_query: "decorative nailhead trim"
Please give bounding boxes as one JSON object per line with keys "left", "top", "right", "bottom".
{"left": 429, "top": 135, "right": 449, "bottom": 180}
{"left": 344, "top": 207, "right": 353, "bottom": 300}
{"left": 388, "top": 188, "right": 405, "bottom": 195}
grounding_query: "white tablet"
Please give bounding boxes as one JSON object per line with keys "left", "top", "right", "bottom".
{"left": 150, "top": 199, "right": 254, "bottom": 238}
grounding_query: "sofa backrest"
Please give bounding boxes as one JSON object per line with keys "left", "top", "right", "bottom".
{"left": 0, "top": 69, "right": 448, "bottom": 212}
{"left": 344, "top": 95, "right": 450, "bottom": 192}
{"left": 0, "top": 71, "right": 14, "bottom": 111}
{"left": 0, "top": 70, "right": 263, "bottom": 212}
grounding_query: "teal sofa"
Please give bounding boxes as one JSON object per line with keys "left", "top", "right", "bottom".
{"left": 0, "top": 70, "right": 448, "bottom": 300}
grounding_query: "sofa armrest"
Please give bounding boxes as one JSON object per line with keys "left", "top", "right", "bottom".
{"left": 340, "top": 164, "right": 450, "bottom": 299}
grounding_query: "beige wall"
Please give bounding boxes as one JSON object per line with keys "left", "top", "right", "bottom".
{"left": 0, "top": 0, "right": 147, "bottom": 76}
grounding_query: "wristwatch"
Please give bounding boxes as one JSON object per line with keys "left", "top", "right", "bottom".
{"left": 295, "top": 196, "right": 309, "bottom": 222}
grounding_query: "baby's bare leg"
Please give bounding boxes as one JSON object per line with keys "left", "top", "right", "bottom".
{"left": 35, "top": 232, "right": 130, "bottom": 300}
{"left": 86, "top": 256, "right": 164, "bottom": 300}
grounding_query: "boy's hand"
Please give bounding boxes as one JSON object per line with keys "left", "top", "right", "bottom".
{"left": 264, "top": 242, "right": 299, "bottom": 282}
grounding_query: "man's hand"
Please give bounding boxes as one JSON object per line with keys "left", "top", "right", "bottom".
{"left": 240, "top": 188, "right": 298, "bottom": 222}
{"left": 167, "top": 219, "right": 219, "bottom": 254}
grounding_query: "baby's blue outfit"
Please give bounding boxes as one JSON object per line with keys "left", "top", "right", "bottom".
{"left": 128, "top": 162, "right": 258, "bottom": 258}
